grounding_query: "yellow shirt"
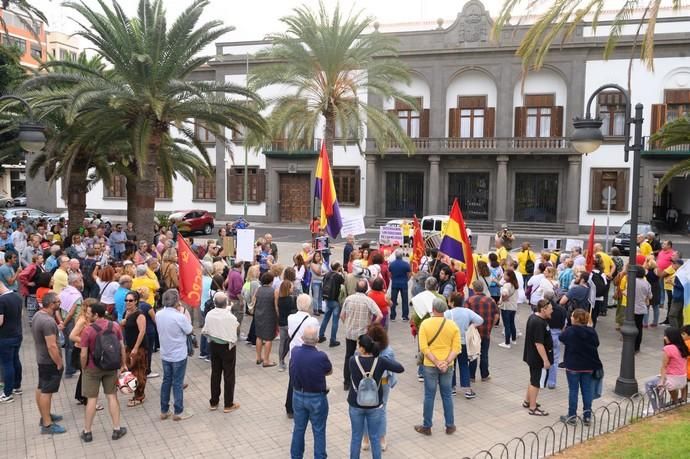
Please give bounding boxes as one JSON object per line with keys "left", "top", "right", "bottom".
{"left": 419, "top": 316, "right": 461, "bottom": 367}
{"left": 496, "top": 246, "right": 508, "bottom": 263}
{"left": 663, "top": 266, "right": 676, "bottom": 291}
{"left": 132, "top": 276, "right": 160, "bottom": 305}
{"left": 620, "top": 275, "right": 628, "bottom": 307}
{"left": 517, "top": 250, "right": 536, "bottom": 275}
{"left": 550, "top": 253, "right": 559, "bottom": 266}
{"left": 52, "top": 268, "right": 68, "bottom": 294}
{"left": 597, "top": 252, "right": 614, "bottom": 277}
{"left": 639, "top": 241, "right": 652, "bottom": 257}
{"left": 401, "top": 223, "right": 411, "bottom": 237}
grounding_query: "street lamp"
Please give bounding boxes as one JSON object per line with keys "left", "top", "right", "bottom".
{"left": 571, "top": 83, "right": 643, "bottom": 397}
{"left": 0, "top": 95, "right": 46, "bottom": 153}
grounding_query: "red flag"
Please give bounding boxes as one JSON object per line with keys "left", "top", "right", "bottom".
{"left": 177, "top": 237, "right": 203, "bottom": 307}
{"left": 585, "top": 219, "right": 596, "bottom": 272}
{"left": 410, "top": 215, "right": 425, "bottom": 273}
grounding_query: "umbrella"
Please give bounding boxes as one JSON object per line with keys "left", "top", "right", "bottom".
{"left": 412, "top": 290, "right": 436, "bottom": 319}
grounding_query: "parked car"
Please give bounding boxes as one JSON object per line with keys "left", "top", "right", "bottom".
{"left": 0, "top": 208, "right": 60, "bottom": 223}
{"left": 12, "top": 193, "right": 26, "bottom": 207}
{"left": 386, "top": 215, "right": 472, "bottom": 241}
{"left": 170, "top": 210, "right": 214, "bottom": 235}
{"left": 58, "top": 209, "right": 110, "bottom": 226}
{"left": 0, "top": 194, "right": 13, "bottom": 208}
{"left": 612, "top": 220, "right": 663, "bottom": 255}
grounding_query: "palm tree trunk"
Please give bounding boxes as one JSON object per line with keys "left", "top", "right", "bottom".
{"left": 132, "top": 135, "right": 161, "bottom": 244}
{"left": 66, "top": 160, "right": 88, "bottom": 241}
{"left": 125, "top": 163, "right": 138, "bottom": 225}
{"left": 323, "top": 108, "right": 336, "bottom": 164}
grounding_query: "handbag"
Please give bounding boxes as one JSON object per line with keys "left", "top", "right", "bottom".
{"left": 592, "top": 367, "right": 604, "bottom": 400}
{"left": 416, "top": 319, "right": 446, "bottom": 365}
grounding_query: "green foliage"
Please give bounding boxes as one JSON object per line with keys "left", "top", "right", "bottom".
{"left": 249, "top": 1, "right": 417, "bottom": 156}
{"left": 492, "top": 0, "right": 684, "bottom": 73}
{"left": 0, "top": 45, "right": 25, "bottom": 93}
{"left": 650, "top": 116, "right": 690, "bottom": 192}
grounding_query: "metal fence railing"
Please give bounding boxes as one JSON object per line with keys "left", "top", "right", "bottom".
{"left": 466, "top": 389, "right": 688, "bottom": 459}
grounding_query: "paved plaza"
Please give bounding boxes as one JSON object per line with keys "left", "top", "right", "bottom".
{"left": 0, "top": 243, "right": 670, "bottom": 459}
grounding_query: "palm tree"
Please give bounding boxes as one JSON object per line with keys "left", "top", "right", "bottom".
{"left": 249, "top": 1, "right": 417, "bottom": 162}
{"left": 0, "top": 1, "right": 46, "bottom": 38}
{"left": 46, "top": 0, "right": 266, "bottom": 242}
{"left": 492, "top": 0, "right": 684, "bottom": 73}
{"left": 651, "top": 116, "right": 690, "bottom": 191}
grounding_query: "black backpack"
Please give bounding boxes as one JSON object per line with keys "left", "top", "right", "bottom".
{"left": 525, "top": 257, "right": 535, "bottom": 275}
{"left": 591, "top": 272, "right": 607, "bottom": 298}
{"left": 91, "top": 321, "right": 121, "bottom": 371}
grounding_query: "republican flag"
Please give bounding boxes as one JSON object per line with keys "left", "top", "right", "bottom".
{"left": 410, "top": 215, "right": 425, "bottom": 273}
{"left": 314, "top": 143, "right": 343, "bottom": 238}
{"left": 585, "top": 219, "right": 595, "bottom": 272}
{"left": 439, "top": 198, "right": 473, "bottom": 282}
{"left": 177, "top": 237, "right": 203, "bottom": 307}
{"left": 672, "top": 260, "right": 690, "bottom": 325}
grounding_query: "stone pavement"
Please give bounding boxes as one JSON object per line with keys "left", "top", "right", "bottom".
{"left": 0, "top": 242, "right": 671, "bottom": 459}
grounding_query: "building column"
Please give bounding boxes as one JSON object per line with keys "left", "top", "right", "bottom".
{"left": 566, "top": 155, "right": 582, "bottom": 234}
{"left": 364, "top": 155, "right": 378, "bottom": 225}
{"left": 494, "top": 155, "right": 509, "bottom": 228}
{"left": 428, "top": 155, "right": 441, "bottom": 215}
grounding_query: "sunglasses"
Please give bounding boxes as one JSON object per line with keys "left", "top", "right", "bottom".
{"left": 125, "top": 298, "right": 136, "bottom": 302}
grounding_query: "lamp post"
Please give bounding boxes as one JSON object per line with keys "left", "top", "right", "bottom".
{"left": 571, "top": 83, "right": 643, "bottom": 397}
{"left": 0, "top": 95, "right": 46, "bottom": 153}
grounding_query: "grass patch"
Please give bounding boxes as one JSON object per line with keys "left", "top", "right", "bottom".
{"left": 558, "top": 404, "right": 690, "bottom": 458}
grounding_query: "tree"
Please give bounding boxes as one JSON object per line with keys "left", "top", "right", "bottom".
{"left": 492, "top": 0, "right": 684, "bottom": 73}
{"left": 651, "top": 116, "right": 690, "bottom": 191}
{"left": 45, "top": 0, "right": 266, "bottom": 242}
{"left": 0, "top": 0, "right": 46, "bottom": 38}
{"left": 249, "top": 1, "right": 417, "bottom": 162}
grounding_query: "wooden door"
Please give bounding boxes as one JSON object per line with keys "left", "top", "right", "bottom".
{"left": 279, "top": 173, "right": 311, "bottom": 223}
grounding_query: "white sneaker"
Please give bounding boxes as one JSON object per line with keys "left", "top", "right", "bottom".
{"left": 497, "top": 343, "right": 511, "bottom": 349}
{"left": 0, "top": 394, "right": 14, "bottom": 404}
{"left": 147, "top": 372, "right": 160, "bottom": 379}
{"left": 511, "top": 340, "right": 517, "bottom": 345}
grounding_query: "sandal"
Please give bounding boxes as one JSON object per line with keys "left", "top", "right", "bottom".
{"left": 528, "top": 407, "right": 549, "bottom": 416}
{"left": 256, "top": 359, "right": 263, "bottom": 365}
{"left": 96, "top": 404, "right": 104, "bottom": 411}
{"left": 262, "top": 362, "right": 277, "bottom": 368}
{"left": 522, "top": 401, "right": 541, "bottom": 409}
{"left": 127, "top": 398, "right": 145, "bottom": 407}
{"left": 223, "top": 403, "right": 240, "bottom": 413}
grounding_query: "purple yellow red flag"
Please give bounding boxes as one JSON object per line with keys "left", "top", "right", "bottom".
{"left": 177, "top": 237, "right": 203, "bottom": 307}
{"left": 314, "top": 143, "right": 343, "bottom": 238}
{"left": 439, "top": 198, "right": 474, "bottom": 282}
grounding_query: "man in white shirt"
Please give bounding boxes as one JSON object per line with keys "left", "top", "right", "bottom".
{"left": 285, "top": 294, "right": 319, "bottom": 418}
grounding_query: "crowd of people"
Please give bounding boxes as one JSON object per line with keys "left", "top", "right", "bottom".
{"left": 0, "top": 213, "right": 689, "bottom": 457}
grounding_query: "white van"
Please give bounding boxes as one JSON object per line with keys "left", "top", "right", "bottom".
{"left": 421, "top": 215, "right": 472, "bottom": 241}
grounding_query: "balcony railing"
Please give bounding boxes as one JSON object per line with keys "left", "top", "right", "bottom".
{"left": 263, "top": 138, "right": 322, "bottom": 154}
{"left": 642, "top": 136, "right": 690, "bottom": 156}
{"left": 371, "top": 137, "right": 570, "bottom": 153}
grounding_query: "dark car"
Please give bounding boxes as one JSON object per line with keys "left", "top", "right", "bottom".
{"left": 612, "top": 220, "right": 662, "bottom": 255}
{"left": 170, "top": 210, "right": 214, "bottom": 235}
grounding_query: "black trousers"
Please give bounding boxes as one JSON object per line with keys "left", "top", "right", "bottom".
{"left": 209, "top": 342, "right": 236, "bottom": 408}
{"left": 634, "top": 313, "right": 645, "bottom": 352}
{"left": 285, "top": 374, "right": 294, "bottom": 414}
{"left": 342, "top": 338, "right": 357, "bottom": 388}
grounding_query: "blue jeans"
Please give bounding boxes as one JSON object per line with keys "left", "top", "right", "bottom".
{"left": 160, "top": 358, "right": 187, "bottom": 415}
{"left": 566, "top": 370, "right": 594, "bottom": 419}
{"left": 311, "top": 280, "right": 323, "bottom": 313}
{"left": 501, "top": 309, "right": 516, "bottom": 344}
{"left": 291, "top": 391, "right": 328, "bottom": 459}
{"left": 349, "top": 405, "right": 384, "bottom": 459}
{"left": 200, "top": 334, "right": 209, "bottom": 357}
{"left": 26, "top": 296, "right": 38, "bottom": 325}
{"left": 0, "top": 336, "right": 22, "bottom": 396}
{"left": 469, "top": 337, "right": 491, "bottom": 380}
{"left": 63, "top": 320, "right": 76, "bottom": 376}
{"left": 643, "top": 304, "right": 660, "bottom": 326}
{"left": 547, "top": 329, "right": 561, "bottom": 388}
{"left": 390, "top": 286, "right": 409, "bottom": 320}
{"left": 380, "top": 384, "right": 391, "bottom": 437}
{"left": 452, "top": 346, "right": 471, "bottom": 389}
{"left": 422, "top": 366, "right": 454, "bottom": 428}
{"left": 318, "top": 300, "right": 340, "bottom": 343}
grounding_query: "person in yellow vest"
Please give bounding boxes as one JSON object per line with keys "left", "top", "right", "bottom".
{"left": 401, "top": 220, "right": 411, "bottom": 248}
{"left": 637, "top": 235, "right": 652, "bottom": 258}
{"left": 593, "top": 243, "right": 615, "bottom": 317}
{"left": 615, "top": 266, "right": 628, "bottom": 330}
{"left": 517, "top": 242, "right": 537, "bottom": 282}
{"left": 494, "top": 237, "right": 508, "bottom": 265}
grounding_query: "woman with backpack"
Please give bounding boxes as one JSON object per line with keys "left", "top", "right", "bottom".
{"left": 445, "top": 292, "right": 483, "bottom": 399}
{"left": 347, "top": 333, "right": 404, "bottom": 459}
{"left": 68, "top": 298, "right": 103, "bottom": 411}
{"left": 487, "top": 253, "right": 504, "bottom": 304}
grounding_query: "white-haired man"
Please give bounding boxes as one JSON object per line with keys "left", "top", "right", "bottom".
{"left": 285, "top": 294, "right": 319, "bottom": 418}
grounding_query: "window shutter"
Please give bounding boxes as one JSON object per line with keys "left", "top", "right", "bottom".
{"left": 550, "top": 106, "right": 564, "bottom": 137}
{"left": 514, "top": 106, "right": 527, "bottom": 137}
{"left": 354, "top": 168, "right": 361, "bottom": 206}
{"left": 664, "top": 89, "right": 690, "bottom": 104}
{"left": 484, "top": 107, "right": 495, "bottom": 138}
{"left": 257, "top": 169, "right": 266, "bottom": 202}
{"left": 616, "top": 169, "right": 629, "bottom": 211}
{"left": 525, "top": 94, "right": 555, "bottom": 107}
{"left": 650, "top": 104, "right": 667, "bottom": 135}
{"left": 590, "top": 170, "right": 603, "bottom": 211}
{"left": 420, "top": 109, "right": 430, "bottom": 138}
{"left": 448, "top": 108, "right": 460, "bottom": 137}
